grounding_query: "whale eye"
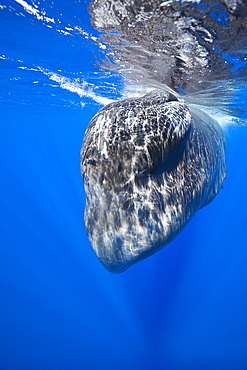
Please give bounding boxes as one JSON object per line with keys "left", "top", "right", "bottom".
{"left": 81, "top": 90, "right": 226, "bottom": 273}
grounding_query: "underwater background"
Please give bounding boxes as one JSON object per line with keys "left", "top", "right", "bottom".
{"left": 1, "top": 1, "right": 247, "bottom": 369}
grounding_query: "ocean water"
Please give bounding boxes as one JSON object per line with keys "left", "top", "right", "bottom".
{"left": 1, "top": 1, "right": 247, "bottom": 369}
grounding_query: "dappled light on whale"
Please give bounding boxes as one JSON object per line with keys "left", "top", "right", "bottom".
{"left": 80, "top": 90, "right": 226, "bottom": 273}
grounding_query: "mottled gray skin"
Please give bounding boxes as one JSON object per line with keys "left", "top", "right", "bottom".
{"left": 80, "top": 91, "right": 226, "bottom": 273}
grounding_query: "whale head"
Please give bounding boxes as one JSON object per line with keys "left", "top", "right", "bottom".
{"left": 80, "top": 91, "right": 226, "bottom": 273}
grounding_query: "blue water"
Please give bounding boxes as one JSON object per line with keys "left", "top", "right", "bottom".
{"left": 1, "top": 1, "right": 247, "bottom": 369}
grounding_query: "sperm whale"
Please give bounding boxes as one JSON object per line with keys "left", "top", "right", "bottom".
{"left": 80, "top": 90, "right": 226, "bottom": 273}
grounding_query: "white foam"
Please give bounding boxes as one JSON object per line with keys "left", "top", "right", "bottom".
{"left": 39, "top": 68, "right": 114, "bottom": 106}
{"left": 188, "top": 104, "right": 241, "bottom": 129}
{"left": 15, "top": 0, "right": 55, "bottom": 23}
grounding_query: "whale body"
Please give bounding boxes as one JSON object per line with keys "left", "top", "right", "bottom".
{"left": 80, "top": 90, "right": 226, "bottom": 273}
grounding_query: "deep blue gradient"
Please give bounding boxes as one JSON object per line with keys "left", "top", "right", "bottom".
{"left": 1, "top": 1, "right": 247, "bottom": 369}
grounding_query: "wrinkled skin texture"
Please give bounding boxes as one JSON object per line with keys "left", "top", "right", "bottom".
{"left": 81, "top": 91, "right": 226, "bottom": 273}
